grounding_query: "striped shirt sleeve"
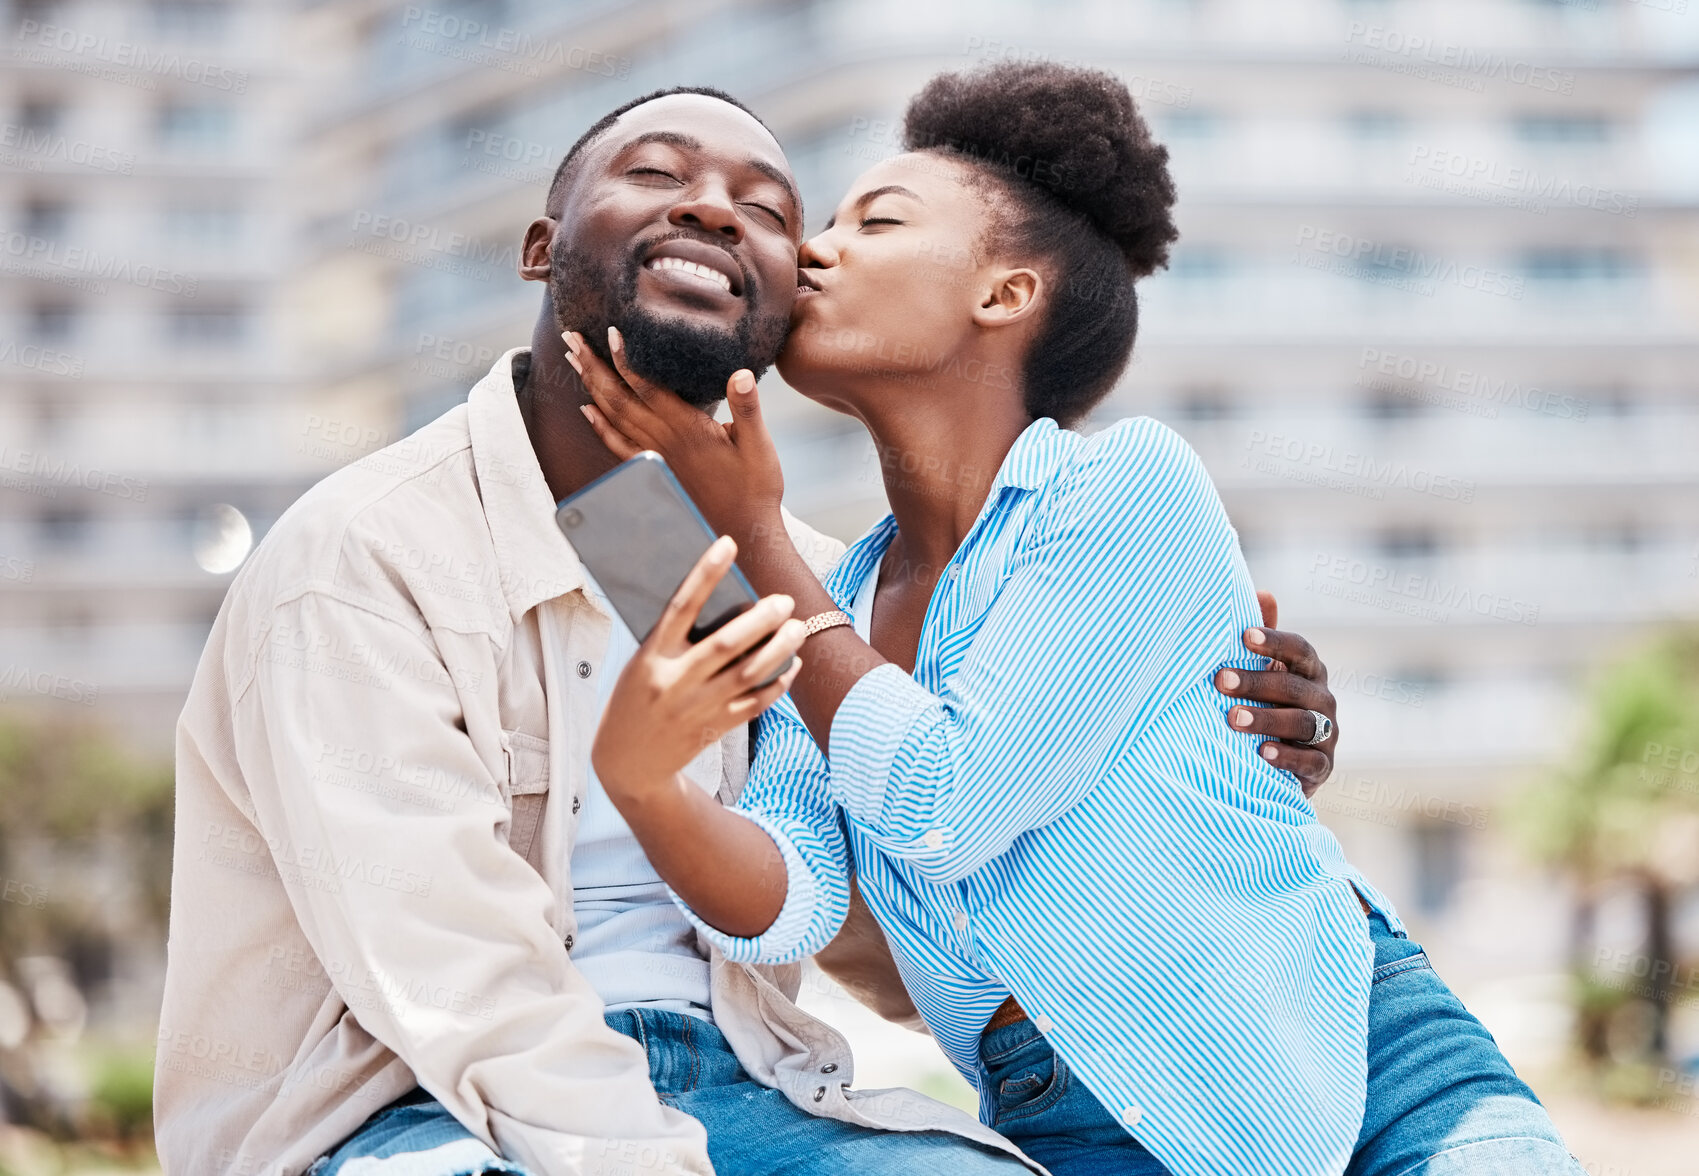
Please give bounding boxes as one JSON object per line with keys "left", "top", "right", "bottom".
{"left": 671, "top": 696, "right": 851, "bottom": 964}
{"left": 827, "top": 420, "right": 1240, "bottom": 884}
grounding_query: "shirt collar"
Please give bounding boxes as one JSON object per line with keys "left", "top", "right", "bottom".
{"left": 988, "top": 415, "right": 1071, "bottom": 495}
{"left": 467, "top": 347, "right": 589, "bottom": 623}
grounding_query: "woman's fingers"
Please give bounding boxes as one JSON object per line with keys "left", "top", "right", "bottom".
{"left": 579, "top": 403, "right": 644, "bottom": 461}
{"left": 724, "top": 659, "right": 804, "bottom": 725}
{"left": 685, "top": 593, "right": 796, "bottom": 681}
{"left": 607, "top": 326, "right": 699, "bottom": 430}
{"left": 724, "top": 369, "right": 774, "bottom": 453}
{"left": 725, "top": 618, "right": 807, "bottom": 690}
{"left": 563, "top": 330, "right": 662, "bottom": 449}
{"left": 652, "top": 536, "right": 738, "bottom": 652}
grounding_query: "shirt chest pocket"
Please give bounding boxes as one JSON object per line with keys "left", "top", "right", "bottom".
{"left": 502, "top": 731, "right": 551, "bottom": 864}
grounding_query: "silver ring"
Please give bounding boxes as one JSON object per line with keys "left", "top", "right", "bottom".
{"left": 1300, "top": 709, "right": 1334, "bottom": 746}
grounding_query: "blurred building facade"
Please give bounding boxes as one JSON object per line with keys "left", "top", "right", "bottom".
{"left": 3, "top": 0, "right": 1697, "bottom": 1099}
{"left": 285, "top": 0, "right": 1699, "bottom": 989}
{"left": 1, "top": 0, "right": 317, "bottom": 745}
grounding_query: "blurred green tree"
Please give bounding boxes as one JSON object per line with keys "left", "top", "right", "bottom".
{"left": 1513, "top": 628, "right": 1699, "bottom": 1077}
{"left": 0, "top": 715, "right": 173, "bottom": 1139}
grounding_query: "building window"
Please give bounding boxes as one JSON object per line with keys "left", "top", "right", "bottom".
{"left": 21, "top": 197, "right": 71, "bottom": 240}
{"left": 162, "top": 200, "right": 243, "bottom": 247}
{"left": 28, "top": 302, "right": 77, "bottom": 341}
{"left": 1411, "top": 822, "right": 1464, "bottom": 915}
{"left": 157, "top": 101, "right": 235, "bottom": 151}
{"left": 1375, "top": 527, "right": 1442, "bottom": 561}
{"left": 1364, "top": 386, "right": 1424, "bottom": 421}
{"left": 1513, "top": 113, "right": 1613, "bottom": 145}
{"left": 1522, "top": 248, "right": 1638, "bottom": 287}
{"left": 1161, "top": 110, "right": 1222, "bottom": 140}
{"left": 149, "top": 0, "right": 230, "bottom": 40}
{"left": 16, "top": 96, "right": 63, "bottom": 134}
{"left": 167, "top": 304, "right": 247, "bottom": 345}
{"left": 1172, "top": 385, "right": 1234, "bottom": 421}
{"left": 37, "top": 506, "right": 90, "bottom": 550}
{"left": 1345, "top": 109, "right": 1406, "bottom": 142}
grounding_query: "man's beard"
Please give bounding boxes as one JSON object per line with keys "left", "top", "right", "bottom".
{"left": 549, "top": 231, "right": 790, "bottom": 409}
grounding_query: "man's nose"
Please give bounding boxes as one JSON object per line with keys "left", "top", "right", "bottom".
{"left": 669, "top": 188, "right": 743, "bottom": 242}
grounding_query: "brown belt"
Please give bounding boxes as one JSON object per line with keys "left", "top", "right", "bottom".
{"left": 980, "top": 889, "right": 1375, "bottom": 1040}
{"left": 986, "top": 995, "right": 1027, "bottom": 1032}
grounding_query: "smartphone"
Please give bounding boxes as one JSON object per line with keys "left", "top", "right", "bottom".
{"left": 554, "top": 452, "right": 792, "bottom": 684}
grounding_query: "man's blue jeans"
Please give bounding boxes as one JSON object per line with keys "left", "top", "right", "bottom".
{"left": 313, "top": 1008, "right": 1027, "bottom": 1175}
{"left": 979, "top": 911, "right": 1584, "bottom": 1175}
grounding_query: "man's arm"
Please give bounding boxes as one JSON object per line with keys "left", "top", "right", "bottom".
{"left": 238, "top": 590, "right": 711, "bottom": 1175}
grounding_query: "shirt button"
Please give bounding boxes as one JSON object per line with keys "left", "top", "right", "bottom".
{"left": 820, "top": 1062, "right": 838, "bottom": 1074}
{"left": 1033, "top": 1014, "right": 1054, "bottom": 1034}
{"left": 564, "top": 934, "right": 575, "bottom": 951}
{"left": 951, "top": 910, "right": 968, "bottom": 932}
{"left": 575, "top": 660, "right": 592, "bottom": 679}
{"left": 571, "top": 796, "right": 582, "bottom": 815}
{"left": 812, "top": 1086, "right": 826, "bottom": 1102}
{"left": 947, "top": 565, "right": 961, "bottom": 580}
{"left": 921, "top": 829, "right": 944, "bottom": 850}
{"left": 1122, "top": 1105, "right": 1143, "bottom": 1128}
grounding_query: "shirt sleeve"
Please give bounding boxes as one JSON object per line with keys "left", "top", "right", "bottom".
{"left": 826, "top": 420, "right": 1243, "bottom": 885}
{"left": 673, "top": 695, "right": 852, "bottom": 965}
{"left": 236, "top": 589, "right": 711, "bottom": 1176}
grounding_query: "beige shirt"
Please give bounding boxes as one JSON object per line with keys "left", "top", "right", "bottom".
{"left": 157, "top": 350, "right": 1032, "bottom": 1175}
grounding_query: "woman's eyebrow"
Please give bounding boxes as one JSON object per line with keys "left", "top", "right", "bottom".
{"left": 823, "top": 184, "right": 926, "bottom": 230}
{"left": 858, "top": 184, "right": 923, "bottom": 206}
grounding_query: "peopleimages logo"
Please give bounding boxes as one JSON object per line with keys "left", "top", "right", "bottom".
{"left": 1307, "top": 553, "right": 1541, "bottom": 626}
{"left": 1295, "top": 226, "right": 1524, "bottom": 300}
{"left": 0, "top": 231, "right": 199, "bottom": 296}
{"left": 0, "top": 122, "right": 135, "bottom": 174}
{"left": 14, "top": 19, "right": 250, "bottom": 92}
{"left": 1356, "top": 348, "right": 1589, "bottom": 421}
{"left": 1342, "top": 23, "right": 1575, "bottom": 94}
{"left": 1406, "top": 146, "right": 1640, "bottom": 218}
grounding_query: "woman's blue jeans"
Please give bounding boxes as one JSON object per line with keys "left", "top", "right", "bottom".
{"left": 979, "top": 911, "right": 1583, "bottom": 1175}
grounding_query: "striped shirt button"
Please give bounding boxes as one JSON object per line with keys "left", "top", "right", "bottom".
{"left": 1122, "top": 1105, "right": 1143, "bottom": 1128}
{"left": 1033, "top": 1014, "right": 1054, "bottom": 1034}
{"left": 921, "top": 829, "right": 944, "bottom": 850}
{"left": 947, "top": 565, "right": 961, "bottom": 580}
{"left": 951, "top": 909, "right": 968, "bottom": 932}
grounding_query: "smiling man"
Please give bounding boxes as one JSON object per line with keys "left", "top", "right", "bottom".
{"left": 156, "top": 87, "right": 1342, "bottom": 1176}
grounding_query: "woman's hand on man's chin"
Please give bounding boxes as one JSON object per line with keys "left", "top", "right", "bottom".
{"left": 565, "top": 327, "right": 787, "bottom": 550}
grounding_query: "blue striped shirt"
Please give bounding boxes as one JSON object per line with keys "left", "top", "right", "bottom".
{"left": 676, "top": 416, "right": 1402, "bottom": 1176}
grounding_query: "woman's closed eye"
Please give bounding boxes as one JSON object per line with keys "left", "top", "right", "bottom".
{"left": 859, "top": 217, "right": 904, "bottom": 229}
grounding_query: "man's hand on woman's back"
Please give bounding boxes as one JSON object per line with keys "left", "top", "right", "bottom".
{"left": 1214, "top": 591, "right": 1339, "bottom": 797}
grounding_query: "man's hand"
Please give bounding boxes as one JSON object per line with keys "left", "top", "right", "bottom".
{"left": 1215, "top": 591, "right": 1337, "bottom": 797}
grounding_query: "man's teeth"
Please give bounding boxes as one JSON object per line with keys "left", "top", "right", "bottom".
{"left": 646, "top": 256, "right": 733, "bottom": 292}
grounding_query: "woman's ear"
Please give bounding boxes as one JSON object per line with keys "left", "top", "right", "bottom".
{"left": 972, "top": 267, "right": 1042, "bottom": 330}
{"left": 518, "top": 217, "right": 558, "bottom": 283}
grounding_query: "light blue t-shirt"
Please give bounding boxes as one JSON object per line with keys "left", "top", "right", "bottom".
{"left": 566, "top": 579, "right": 714, "bottom": 1021}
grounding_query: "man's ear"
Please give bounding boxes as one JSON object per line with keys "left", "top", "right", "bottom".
{"left": 518, "top": 217, "right": 557, "bottom": 283}
{"left": 970, "top": 267, "right": 1042, "bottom": 330}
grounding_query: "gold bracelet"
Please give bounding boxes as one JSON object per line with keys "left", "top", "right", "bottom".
{"left": 801, "top": 610, "right": 853, "bottom": 638}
